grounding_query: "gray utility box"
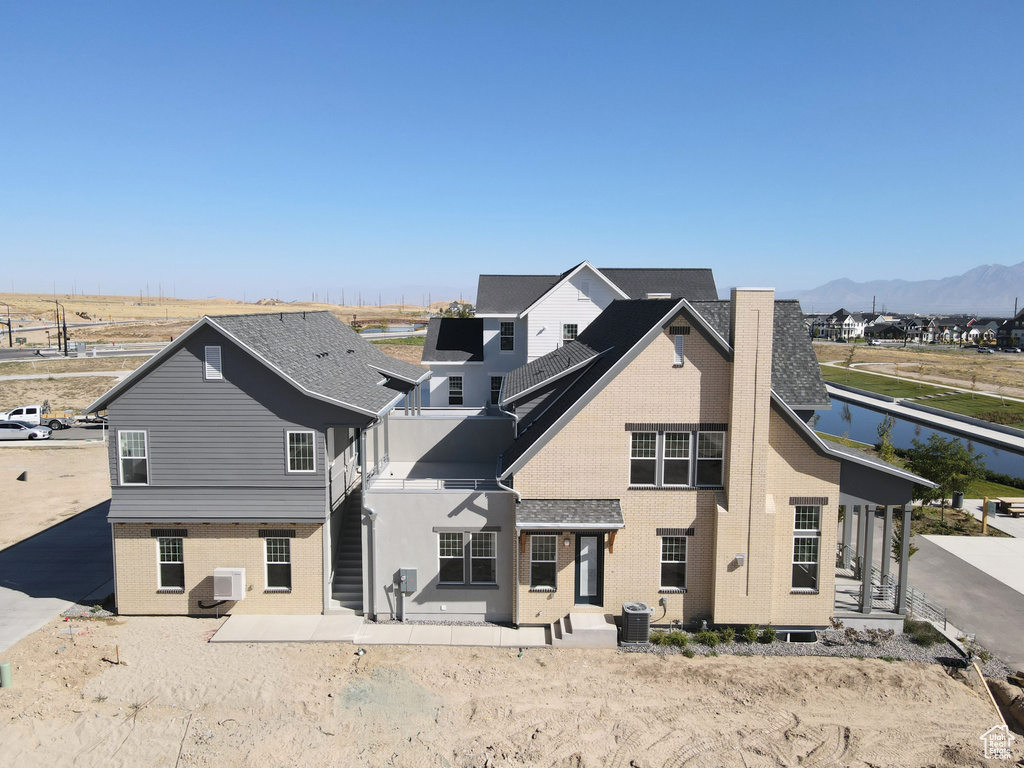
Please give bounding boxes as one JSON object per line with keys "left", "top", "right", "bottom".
{"left": 621, "top": 602, "right": 651, "bottom": 644}
{"left": 399, "top": 568, "right": 417, "bottom": 593}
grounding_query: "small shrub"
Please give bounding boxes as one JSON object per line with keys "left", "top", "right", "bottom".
{"left": 759, "top": 625, "right": 777, "bottom": 644}
{"left": 717, "top": 627, "right": 735, "bottom": 644}
{"left": 829, "top": 617, "right": 844, "bottom": 630}
{"left": 695, "top": 629, "right": 719, "bottom": 647}
{"left": 741, "top": 624, "right": 759, "bottom": 643}
{"left": 682, "top": 648, "right": 695, "bottom": 658}
{"left": 903, "top": 619, "right": 943, "bottom": 648}
{"left": 707, "top": 650, "right": 718, "bottom": 657}
{"left": 865, "top": 628, "right": 894, "bottom": 646}
{"left": 650, "top": 630, "right": 668, "bottom": 646}
{"left": 665, "top": 630, "right": 689, "bottom": 648}
{"left": 880, "top": 656, "right": 897, "bottom": 663}
{"left": 844, "top": 627, "right": 861, "bottom": 644}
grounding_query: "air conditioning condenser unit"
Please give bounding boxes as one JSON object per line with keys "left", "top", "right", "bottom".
{"left": 213, "top": 567, "right": 246, "bottom": 601}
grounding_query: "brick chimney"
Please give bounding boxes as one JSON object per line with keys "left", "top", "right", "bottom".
{"left": 712, "top": 288, "right": 775, "bottom": 624}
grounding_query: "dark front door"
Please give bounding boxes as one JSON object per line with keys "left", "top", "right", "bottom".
{"left": 575, "top": 533, "right": 604, "bottom": 606}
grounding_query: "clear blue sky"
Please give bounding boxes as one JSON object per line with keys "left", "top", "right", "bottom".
{"left": 2, "top": 2, "right": 1021, "bottom": 303}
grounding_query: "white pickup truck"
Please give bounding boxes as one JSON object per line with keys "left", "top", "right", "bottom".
{"left": 0, "top": 404, "right": 76, "bottom": 430}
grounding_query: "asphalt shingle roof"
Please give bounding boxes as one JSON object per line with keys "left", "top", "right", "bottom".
{"left": 421, "top": 318, "right": 484, "bottom": 363}
{"left": 503, "top": 339, "right": 602, "bottom": 400}
{"left": 516, "top": 499, "right": 625, "bottom": 529}
{"left": 476, "top": 267, "right": 718, "bottom": 315}
{"left": 210, "top": 311, "right": 427, "bottom": 414}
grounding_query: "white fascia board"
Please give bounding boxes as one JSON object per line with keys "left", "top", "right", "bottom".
{"left": 500, "top": 299, "right": 687, "bottom": 479}
{"left": 369, "top": 363, "right": 431, "bottom": 385}
{"left": 86, "top": 317, "right": 211, "bottom": 413}
{"left": 501, "top": 351, "right": 602, "bottom": 405}
{"left": 206, "top": 320, "right": 378, "bottom": 418}
{"left": 771, "top": 393, "right": 938, "bottom": 488}
{"left": 518, "top": 261, "right": 629, "bottom": 319}
{"left": 420, "top": 360, "right": 484, "bottom": 366}
{"left": 107, "top": 516, "right": 328, "bottom": 524}
{"left": 475, "top": 313, "right": 517, "bottom": 319}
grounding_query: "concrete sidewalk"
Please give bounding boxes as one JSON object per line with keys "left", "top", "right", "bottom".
{"left": 959, "top": 498, "right": 1024, "bottom": 538}
{"left": 210, "top": 614, "right": 550, "bottom": 648}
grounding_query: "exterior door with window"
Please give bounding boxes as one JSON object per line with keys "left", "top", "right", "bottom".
{"left": 575, "top": 534, "right": 604, "bottom": 605}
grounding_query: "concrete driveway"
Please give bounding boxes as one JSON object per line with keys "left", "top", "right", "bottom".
{"left": 0, "top": 500, "right": 113, "bottom": 653}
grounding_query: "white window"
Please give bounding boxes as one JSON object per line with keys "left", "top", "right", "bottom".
{"left": 562, "top": 324, "right": 578, "bottom": 342}
{"left": 489, "top": 376, "right": 503, "bottom": 406}
{"left": 471, "top": 532, "right": 497, "bottom": 584}
{"left": 204, "top": 345, "right": 223, "bottom": 380}
{"left": 660, "top": 536, "right": 686, "bottom": 590}
{"left": 530, "top": 535, "right": 557, "bottom": 590}
{"left": 438, "top": 532, "right": 465, "bottom": 584}
{"left": 792, "top": 506, "right": 821, "bottom": 592}
{"left": 696, "top": 432, "right": 725, "bottom": 487}
{"left": 118, "top": 430, "right": 149, "bottom": 485}
{"left": 265, "top": 538, "right": 292, "bottom": 591}
{"left": 286, "top": 430, "right": 316, "bottom": 472}
{"left": 662, "top": 433, "right": 691, "bottom": 487}
{"left": 157, "top": 537, "right": 184, "bottom": 591}
{"left": 500, "top": 322, "right": 515, "bottom": 352}
{"left": 448, "top": 375, "right": 464, "bottom": 406}
{"left": 629, "top": 432, "right": 657, "bottom": 485}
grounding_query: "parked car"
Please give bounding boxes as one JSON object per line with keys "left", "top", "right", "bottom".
{"left": 1003, "top": 347, "right": 1021, "bottom": 353}
{"left": 0, "top": 421, "right": 52, "bottom": 440}
{"left": 977, "top": 347, "right": 994, "bottom": 354}
{"left": 868, "top": 339, "right": 881, "bottom": 346}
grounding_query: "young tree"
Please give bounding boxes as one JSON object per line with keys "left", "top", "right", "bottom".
{"left": 892, "top": 513, "right": 918, "bottom": 562}
{"left": 876, "top": 414, "right": 897, "bottom": 463}
{"left": 905, "top": 434, "right": 986, "bottom": 524}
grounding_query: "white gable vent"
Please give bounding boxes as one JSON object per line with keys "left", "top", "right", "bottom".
{"left": 204, "top": 345, "right": 223, "bottom": 380}
{"left": 213, "top": 567, "right": 245, "bottom": 600}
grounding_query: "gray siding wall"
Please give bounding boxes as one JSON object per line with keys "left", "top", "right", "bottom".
{"left": 387, "top": 415, "right": 514, "bottom": 464}
{"left": 107, "top": 324, "right": 369, "bottom": 522}
{"left": 365, "top": 489, "right": 515, "bottom": 621}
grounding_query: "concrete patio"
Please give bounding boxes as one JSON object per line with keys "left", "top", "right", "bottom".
{"left": 210, "top": 614, "right": 550, "bottom": 647}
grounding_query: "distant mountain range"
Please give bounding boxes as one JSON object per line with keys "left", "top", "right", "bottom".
{"left": 780, "top": 261, "right": 1024, "bottom": 317}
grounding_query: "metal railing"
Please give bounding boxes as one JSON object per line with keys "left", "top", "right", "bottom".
{"left": 366, "top": 476, "right": 501, "bottom": 492}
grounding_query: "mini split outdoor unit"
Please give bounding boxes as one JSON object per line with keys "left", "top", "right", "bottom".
{"left": 213, "top": 567, "right": 246, "bottom": 601}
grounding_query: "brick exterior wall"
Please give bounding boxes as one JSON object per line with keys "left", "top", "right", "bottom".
{"left": 514, "top": 291, "right": 842, "bottom": 629}
{"left": 113, "top": 522, "right": 323, "bottom": 616}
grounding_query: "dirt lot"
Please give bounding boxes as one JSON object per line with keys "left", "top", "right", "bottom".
{"left": 0, "top": 443, "right": 110, "bottom": 550}
{"left": 814, "top": 341, "right": 1024, "bottom": 397}
{"left": 0, "top": 376, "right": 121, "bottom": 413}
{"left": 0, "top": 615, "right": 1013, "bottom": 768}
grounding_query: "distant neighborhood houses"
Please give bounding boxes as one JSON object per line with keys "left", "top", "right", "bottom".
{"left": 805, "top": 306, "right": 1024, "bottom": 346}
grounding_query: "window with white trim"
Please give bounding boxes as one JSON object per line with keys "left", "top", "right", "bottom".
{"left": 157, "top": 537, "right": 184, "bottom": 591}
{"left": 629, "top": 432, "right": 657, "bottom": 485}
{"left": 448, "top": 375, "right": 464, "bottom": 406}
{"left": 119, "top": 430, "right": 149, "bottom": 485}
{"left": 287, "top": 431, "right": 316, "bottom": 472}
{"left": 265, "top": 537, "right": 292, "bottom": 591}
{"left": 663, "top": 433, "right": 691, "bottom": 486}
{"left": 499, "top": 322, "right": 515, "bottom": 352}
{"left": 204, "top": 345, "right": 223, "bottom": 380}
{"left": 562, "top": 324, "right": 578, "bottom": 342}
{"left": 792, "top": 505, "right": 821, "bottom": 592}
{"left": 439, "top": 532, "right": 465, "bottom": 584}
{"left": 696, "top": 432, "right": 725, "bottom": 487}
{"left": 660, "top": 536, "right": 686, "bottom": 591}
{"left": 530, "top": 535, "right": 557, "bottom": 590}
{"left": 471, "top": 532, "right": 497, "bottom": 584}
{"left": 490, "top": 376, "right": 503, "bottom": 406}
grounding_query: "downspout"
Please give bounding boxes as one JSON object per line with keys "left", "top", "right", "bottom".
{"left": 360, "top": 418, "right": 381, "bottom": 620}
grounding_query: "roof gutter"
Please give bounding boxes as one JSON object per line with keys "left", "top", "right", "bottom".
{"left": 495, "top": 455, "right": 520, "bottom": 502}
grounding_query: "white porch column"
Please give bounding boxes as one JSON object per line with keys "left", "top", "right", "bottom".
{"left": 841, "top": 505, "right": 853, "bottom": 569}
{"left": 859, "top": 507, "right": 874, "bottom": 614}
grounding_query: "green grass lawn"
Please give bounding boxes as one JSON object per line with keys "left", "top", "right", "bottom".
{"left": 919, "top": 392, "right": 1024, "bottom": 429}
{"left": 370, "top": 336, "right": 425, "bottom": 346}
{"left": 819, "top": 365, "right": 946, "bottom": 398}
{"left": 967, "top": 477, "right": 1024, "bottom": 498}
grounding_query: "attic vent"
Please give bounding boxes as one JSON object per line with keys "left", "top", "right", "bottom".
{"left": 668, "top": 326, "right": 690, "bottom": 335}
{"left": 259, "top": 529, "right": 296, "bottom": 538}
{"left": 656, "top": 527, "right": 694, "bottom": 537}
{"left": 315, "top": 351, "right": 330, "bottom": 359}
{"left": 204, "top": 346, "right": 223, "bottom": 380}
{"left": 151, "top": 528, "right": 188, "bottom": 538}
{"left": 347, "top": 349, "right": 355, "bottom": 354}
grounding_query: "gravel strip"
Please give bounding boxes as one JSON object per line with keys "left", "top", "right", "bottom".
{"left": 621, "top": 628, "right": 1013, "bottom": 679}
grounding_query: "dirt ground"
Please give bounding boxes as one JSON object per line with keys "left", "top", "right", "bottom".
{"left": 373, "top": 341, "right": 426, "bottom": 367}
{"left": 0, "top": 614, "right": 1014, "bottom": 768}
{"left": 814, "top": 341, "right": 1024, "bottom": 397}
{"left": 0, "top": 376, "right": 121, "bottom": 413}
{"left": 0, "top": 443, "right": 110, "bottom": 550}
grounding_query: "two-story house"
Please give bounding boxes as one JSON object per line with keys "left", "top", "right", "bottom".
{"left": 421, "top": 261, "right": 717, "bottom": 408}
{"left": 87, "top": 311, "right": 429, "bottom": 616}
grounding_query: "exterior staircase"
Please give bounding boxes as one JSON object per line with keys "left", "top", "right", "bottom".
{"left": 550, "top": 612, "right": 618, "bottom": 649}
{"left": 330, "top": 491, "right": 364, "bottom": 614}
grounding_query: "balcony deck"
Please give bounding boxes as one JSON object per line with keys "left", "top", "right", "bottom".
{"left": 366, "top": 461, "right": 500, "bottom": 492}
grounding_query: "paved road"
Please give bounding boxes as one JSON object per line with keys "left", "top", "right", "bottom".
{"left": 0, "top": 500, "right": 113, "bottom": 653}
